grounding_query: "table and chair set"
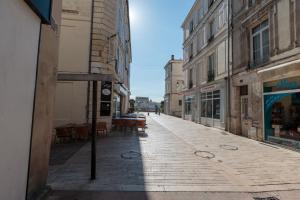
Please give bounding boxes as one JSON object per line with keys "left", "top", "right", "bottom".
{"left": 112, "top": 113, "right": 147, "bottom": 133}
{"left": 54, "top": 113, "right": 147, "bottom": 143}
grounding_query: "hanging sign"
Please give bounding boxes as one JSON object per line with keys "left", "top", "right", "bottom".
{"left": 25, "top": 0, "right": 52, "bottom": 24}
{"left": 101, "top": 81, "right": 112, "bottom": 102}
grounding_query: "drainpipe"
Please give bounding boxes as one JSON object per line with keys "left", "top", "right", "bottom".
{"left": 226, "top": 0, "right": 232, "bottom": 132}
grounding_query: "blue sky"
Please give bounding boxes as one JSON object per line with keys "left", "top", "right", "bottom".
{"left": 129, "top": 0, "right": 195, "bottom": 102}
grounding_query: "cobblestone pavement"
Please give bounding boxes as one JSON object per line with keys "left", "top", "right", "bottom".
{"left": 47, "top": 113, "right": 300, "bottom": 195}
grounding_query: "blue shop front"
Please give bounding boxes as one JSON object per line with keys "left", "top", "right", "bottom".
{"left": 264, "top": 77, "right": 300, "bottom": 148}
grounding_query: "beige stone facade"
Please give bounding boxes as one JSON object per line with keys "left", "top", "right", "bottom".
{"left": 27, "top": 1, "right": 62, "bottom": 199}
{"left": 164, "top": 56, "right": 184, "bottom": 117}
{"left": 182, "top": 0, "right": 230, "bottom": 129}
{"left": 54, "top": 0, "right": 131, "bottom": 129}
{"left": 231, "top": 0, "right": 300, "bottom": 143}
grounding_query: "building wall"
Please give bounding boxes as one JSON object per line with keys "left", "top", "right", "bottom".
{"left": 0, "top": 0, "right": 41, "bottom": 199}
{"left": 27, "top": 1, "right": 62, "bottom": 198}
{"left": 231, "top": 0, "right": 300, "bottom": 140}
{"left": 54, "top": 0, "right": 92, "bottom": 126}
{"left": 54, "top": 0, "right": 131, "bottom": 130}
{"left": 164, "top": 59, "right": 184, "bottom": 117}
{"left": 88, "top": 0, "right": 131, "bottom": 128}
{"left": 182, "top": 0, "right": 229, "bottom": 128}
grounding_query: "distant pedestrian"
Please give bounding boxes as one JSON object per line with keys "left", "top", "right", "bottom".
{"left": 158, "top": 109, "right": 161, "bottom": 115}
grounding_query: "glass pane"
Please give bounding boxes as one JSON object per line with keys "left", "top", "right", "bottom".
{"left": 207, "top": 100, "right": 212, "bottom": 118}
{"left": 201, "top": 101, "right": 206, "bottom": 117}
{"left": 213, "top": 90, "right": 220, "bottom": 98}
{"left": 262, "top": 29, "right": 269, "bottom": 61}
{"left": 252, "top": 25, "right": 260, "bottom": 34}
{"left": 213, "top": 99, "right": 221, "bottom": 119}
{"left": 261, "top": 20, "right": 268, "bottom": 29}
{"left": 253, "top": 34, "right": 260, "bottom": 51}
{"left": 207, "top": 92, "right": 213, "bottom": 99}
{"left": 262, "top": 29, "right": 269, "bottom": 46}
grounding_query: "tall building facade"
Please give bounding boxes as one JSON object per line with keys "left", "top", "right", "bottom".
{"left": 164, "top": 55, "right": 184, "bottom": 117}
{"left": 55, "top": 0, "right": 131, "bottom": 129}
{"left": 182, "top": 0, "right": 230, "bottom": 129}
{"left": 0, "top": 0, "right": 60, "bottom": 199}
{"left": 231, "top": 0, "right": 300, "bottom": 146}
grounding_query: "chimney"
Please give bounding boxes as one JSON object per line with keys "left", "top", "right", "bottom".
{"left": 171, "top": 55, "right": 175, "bottom": 60}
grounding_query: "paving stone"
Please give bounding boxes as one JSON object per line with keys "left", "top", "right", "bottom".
{"left": 47, "top": 113, "right": 300, "bottom": 193}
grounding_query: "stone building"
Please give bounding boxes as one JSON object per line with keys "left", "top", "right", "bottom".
{"left": 55, "top": 0, "right": 131, "bottom": 129}
{"left": 182, "top": 0, "right": 230, "bottom": 129}
{"left": 230, "top": 0, "right": 300, "bottom": 147}
{"left": 0, "top": 0, "right": 61, "bottom": 199}
{"left": 164, "top": 55, "right": 184, "bottom": 117}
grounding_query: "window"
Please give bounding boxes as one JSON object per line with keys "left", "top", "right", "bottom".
{"left": 185, "top": 97, "right": 193, "bottom": 115}
{"left": 188, "top": 68, "right": 194, "bottom": 89}
{"left": 189, "top": 43, "right": 194, "bottom": 60}
{"left": 198, "top": 28, "right": 205, "bottom": 50}
{"left": 201, "top": 90, "right": 221, "bottom": 119}
{"left": 249, "top": 0, "right": 256, "bottom": 7}
{"left": 189, "top": 20, "right": 194, "bottom": 34}
{"left": 209, "top": 18, "right": 217, "bottom": 41}
{"left": 251, "top": 20, "right": 269, "bottom": 67}
{"left": 208, "top": 53, "right": 216, "bottom": 82}
{"left": 179, "top": 100, "right": 182, "bottom": 106}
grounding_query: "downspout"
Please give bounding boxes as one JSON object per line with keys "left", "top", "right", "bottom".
{"left": 87, "top": 0, "right": 96, "bottom": 123}
{"left": 226, "top": 0, "right": 232, "bottom": 132}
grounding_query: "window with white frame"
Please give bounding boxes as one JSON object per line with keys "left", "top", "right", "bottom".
{"left": 251, "top": 20, "right": 269, "bottom": 67}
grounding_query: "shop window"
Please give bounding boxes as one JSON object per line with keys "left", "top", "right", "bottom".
{"left": 185, "top": 97, "right": 192, "bottom": 115}
{"left": 201, "top": 90, "right": 221, "bottom": 119}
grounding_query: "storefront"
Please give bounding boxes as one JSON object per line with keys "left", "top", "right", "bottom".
{"left": 184, "top": 95, "right": 196, "bottom": 121}
{"left": 264, "top": 77, "right": 300, "bottom": 148}
{"left": 200, "top": 82, "right": 226, "bottom": 129}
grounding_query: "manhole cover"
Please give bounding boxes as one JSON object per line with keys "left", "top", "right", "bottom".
{"left": 220, "top": 144, "right": 238, "bottom": 151}
{"left": 194, "top": 151, "right": 215, "bottom": 159}
{"left": 121, "top": 151, "right": 141, "bottom": 159}
{"left": 253, "top": 197, "right": 279, "bottom": 200}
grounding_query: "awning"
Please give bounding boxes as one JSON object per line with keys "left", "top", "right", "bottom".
{"left": 57, "top": 73, "right": 113, "bottom": 82}
{"left": 258, "top": 59, "right": 300, "bottom": 74}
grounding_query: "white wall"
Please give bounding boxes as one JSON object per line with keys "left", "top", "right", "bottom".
{"left": 0, "top": 0, "right": 41, "bottom": 199}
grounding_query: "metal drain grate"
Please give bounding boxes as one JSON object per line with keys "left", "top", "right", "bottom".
{"left": 121, "top": 151, "right": 141, "bottom": 159}
{"left": 194, "top": 151, "right": 215, "bottom": 159}
{"left": 253, "top": 197, "right": 280, "bottom": 200}
{"left": 220, "top": 144, "right": 238, "bottom": 151}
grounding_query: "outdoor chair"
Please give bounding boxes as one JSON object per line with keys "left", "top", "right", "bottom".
{"left": 96, "top": 122, "right": 108, "bottom": 137}
{"left": 55, "top": 127, "right": 72, "bottom": 143}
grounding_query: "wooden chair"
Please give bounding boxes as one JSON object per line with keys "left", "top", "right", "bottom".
{"left": 96, "top": 122, "right": 108, "bottom": 137}
{"left": 75, "top": 124, "right": 89, "bottom": 140}
{"left": 55, "top": 127, "right": 72, "bottom": 143}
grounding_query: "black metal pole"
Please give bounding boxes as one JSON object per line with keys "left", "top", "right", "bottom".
{"left": 91, "top": 80, "right": 98, "bottom": 180}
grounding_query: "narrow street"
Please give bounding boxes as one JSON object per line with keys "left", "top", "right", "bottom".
{"left": 47, "top": 114, "right": 300, "bottom": 199}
